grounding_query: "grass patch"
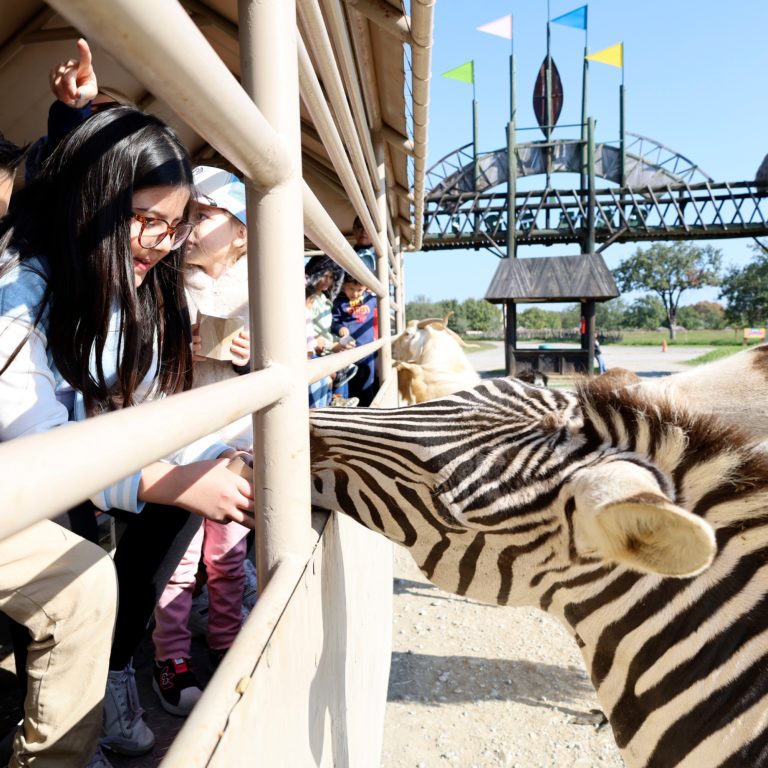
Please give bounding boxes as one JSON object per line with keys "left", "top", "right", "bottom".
{"left": 463, "top": 340, "right": 498, "bottom": 353}
{"left": 683, "top": 346, "right": 745, "bottom": 366}
{"left": 617, "top": 329, "right": 738, "bottom": 346}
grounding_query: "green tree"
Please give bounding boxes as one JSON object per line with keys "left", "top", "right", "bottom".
{"left": 559, "top": 304, "right": 581, "bottom": 329}
{"left": 677, "top": 301, "right": 726, "bottom": 330}
{"left": 462, "top": 298, "right": 501, "bottom": 334}
{"left": 518, "top": 307, "right": 562, "bottom": 329}
{"left": 595, "top": 297, "right": 628, "bottom": 330}
{"left": 719, "top": 243, "right": 768, "bottom": 327}
{"left": 622, "top": 294, "right": 667, "bottom": 329}
{"left": 405, "top": 295, "right": 439, "bottom": 322}
{"left": 613, "top": 242, "right": 722, "bottom": 340}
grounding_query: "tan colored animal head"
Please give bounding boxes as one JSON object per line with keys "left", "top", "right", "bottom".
{"left": 392, "top": 314, "right": 480, "bottom": 403}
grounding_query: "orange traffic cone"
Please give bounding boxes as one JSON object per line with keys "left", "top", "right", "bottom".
{"left": 661, "top": 339, "right": 668, "bottom": 353}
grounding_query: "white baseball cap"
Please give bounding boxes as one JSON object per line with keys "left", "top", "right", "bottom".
{"left": 192, "top": 165, "right": 247, "bottom": 225}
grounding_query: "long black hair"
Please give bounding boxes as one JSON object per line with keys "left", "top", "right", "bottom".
{"left": 305, "top": 255, "right": 344, "bottom": 300}
{"left": 0, "top": 106, "right": 194, "bottom": 413}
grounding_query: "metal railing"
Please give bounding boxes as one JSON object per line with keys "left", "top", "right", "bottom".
{"left": 0, "top": 0, "right": 434, "bottom": 764}
{"left": 423, "top": 180, "right": 768, "bottom": 252}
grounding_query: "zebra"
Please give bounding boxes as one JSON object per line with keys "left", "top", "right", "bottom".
{"left": 309, "top": 375, "right": 768, "bottom": 768}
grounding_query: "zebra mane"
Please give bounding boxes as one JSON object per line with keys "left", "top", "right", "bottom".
{"left": 575, "top": 377, "right": 768, "bottom": 517}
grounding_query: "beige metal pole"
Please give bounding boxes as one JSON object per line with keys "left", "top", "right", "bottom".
{"left": 239, "top": 0, "right": 313, "bottom": 587}
{"left": 297, "top": 35, "right": 377, "bottom": 252}
{"left": 319, "top": 0, "right": 380, "bottom": 181}
{"left": 409, "top": 0, "right": 435, "bottom": 251}
{"left": 298, "top": 0, "right": 382, "bottom": 235}
{"left": 302, "top": 184, "right": 385, "bottom": 296}
{"left": 374, "top": 137, "right": 393, "bottom": 377}
{"left": 0, "top": 368, "right": 290, "bottom": 541}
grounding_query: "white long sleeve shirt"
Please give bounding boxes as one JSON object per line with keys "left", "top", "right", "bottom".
{"left": 0, "top": 254, "right": 229, "bottom": 513}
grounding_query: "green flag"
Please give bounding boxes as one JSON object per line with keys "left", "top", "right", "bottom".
{"left": 441, "top": 60, "right": 474, "bottom": 85}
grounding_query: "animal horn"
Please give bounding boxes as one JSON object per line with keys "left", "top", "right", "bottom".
{"left": 416, "top": 317, "right": 446, "bottom": 330}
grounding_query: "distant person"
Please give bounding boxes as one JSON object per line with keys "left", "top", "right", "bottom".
{"left": 305, "top": 255, "right": 358, "bottom": 405}
{"left": 594, "top": 332, "right": 607, "bottom": 374}
{"left": 352, "top": 215, "right": 376, "bottom": 272}
{"left": 332, "top": 274, "right": 379, "bottom": 406}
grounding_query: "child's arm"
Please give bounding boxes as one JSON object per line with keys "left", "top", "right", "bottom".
{"left": 139, "top": 456, "right": 254, "bottom": 528}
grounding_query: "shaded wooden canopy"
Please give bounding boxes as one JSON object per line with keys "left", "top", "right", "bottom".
{"left": 0, "top": 1, "right": 413, "bottom": 241}
{"left": 485, "top": 253, "right": 619, "bottom": 303}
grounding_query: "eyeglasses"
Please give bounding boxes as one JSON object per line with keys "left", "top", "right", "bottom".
{"left": 132, "top": 212, "right": 194, "bottom": 249}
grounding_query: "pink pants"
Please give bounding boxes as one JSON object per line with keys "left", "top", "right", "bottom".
{"left": 153, "top": 519, "right": 249, "bottom": 659}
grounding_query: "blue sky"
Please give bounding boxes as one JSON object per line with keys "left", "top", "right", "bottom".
{"left": 404, "top": 1, "right": 768, "bottom": 307}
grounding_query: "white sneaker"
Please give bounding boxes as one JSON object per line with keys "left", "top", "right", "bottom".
{"left": 101, "top": 662, "right": 155, "bottom": 755}
{"left": 86, "top": 745, "right": 115, "bottom": 767}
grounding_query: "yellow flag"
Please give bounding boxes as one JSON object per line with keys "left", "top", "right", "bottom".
{"left": 586, "top": 42, "right": 623, "bottom": 68}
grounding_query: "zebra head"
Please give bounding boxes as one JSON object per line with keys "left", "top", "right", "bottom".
{"left": 308, "top": 377, "right": 744, "bottom": 607}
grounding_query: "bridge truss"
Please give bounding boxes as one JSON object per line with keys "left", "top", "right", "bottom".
{"left": 422, "top": 135, "right": 768, "bottom": 254}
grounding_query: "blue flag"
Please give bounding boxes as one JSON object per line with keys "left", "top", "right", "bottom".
{"left": 551, "top": 5, "right": 588, "bottom": 31}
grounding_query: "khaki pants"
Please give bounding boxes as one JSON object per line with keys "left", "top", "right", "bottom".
{"left": 0, "top": 520, "right": 117, "bottom": 767}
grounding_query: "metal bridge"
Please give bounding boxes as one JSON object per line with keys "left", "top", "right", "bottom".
{"left": 422, "top": 135, "right": 768, "bottom": 254}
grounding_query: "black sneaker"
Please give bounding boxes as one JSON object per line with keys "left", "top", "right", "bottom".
{"left": 151, "top": 658, "right": 202, "bottom": 716}
{"left": 209, "top": 647, "right": 229, "bottom": 670}
{"left": 334, "top": 364, "right": 358, "bottom": 388}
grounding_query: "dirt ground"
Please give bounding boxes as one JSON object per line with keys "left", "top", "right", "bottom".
{"left": 380, "top": 548, "right": 625, "bottom": 768}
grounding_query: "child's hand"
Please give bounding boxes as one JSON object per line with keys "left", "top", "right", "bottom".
{"left": 332, "top": 337, "right": 355, "bottom": 353}
{"left": 314, "top": 337, "right": 327, "bottom": 356}
{"left": 231, "top": 329, "right": 250, "bottom": 365}
{"left": 49, "top": 38, "right": 98, "bottom": 108}
{"left": 190, "top": 322, "right": 206, "bottom": 362}
{"left": 140, "top": 458, "right": 254, "bottom": 528}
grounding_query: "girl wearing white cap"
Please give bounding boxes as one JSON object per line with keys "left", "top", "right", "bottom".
{"left": 151, "top": 166, "right": 255, "bottom": 716}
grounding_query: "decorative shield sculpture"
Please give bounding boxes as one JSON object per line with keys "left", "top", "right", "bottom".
{"left": 532, "top": 56, "right": 563, "bottom": 137}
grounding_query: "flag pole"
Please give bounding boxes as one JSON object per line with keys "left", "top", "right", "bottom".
{"left": 545, "top": 13, "right": 553, "bottom": 190}
{"left": 507, "top": 26, "right": 517, "bottom": 259}
{"left": 472, "top": 64, "right": 479, "bottom": 191}
{"left": 619, "top": 82, "right": 626, "bottom": 187}
{"left": 581, "top": 34, "right": 589, "bottom": 199}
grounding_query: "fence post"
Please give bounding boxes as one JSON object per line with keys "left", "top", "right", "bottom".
{"left": 238, "top": 0, "right": 312, "bottom": 587}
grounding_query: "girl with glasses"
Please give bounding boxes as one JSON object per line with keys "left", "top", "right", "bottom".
{"left": 0, "top": 106, "right": 253, "bottom": 768}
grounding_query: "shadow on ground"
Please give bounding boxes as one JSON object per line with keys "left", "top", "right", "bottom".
{"left": 388, "top": 650, "right": 595, "bottom": 716}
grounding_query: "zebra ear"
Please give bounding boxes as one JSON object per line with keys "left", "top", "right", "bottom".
{"left": 571, "top": 462, "right": 716, "bottom": 577}
{"left": 591, "top": 496, "right": 716, "bottom": 577}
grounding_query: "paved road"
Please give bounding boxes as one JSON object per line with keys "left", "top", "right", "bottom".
{"left": 468, "top": 341, "right": 713, "bottom": 379}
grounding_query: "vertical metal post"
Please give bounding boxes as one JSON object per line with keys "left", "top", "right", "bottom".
{"left": 472, "top": 97, "right": 480, "bottom": 190}
{"left": 506, "top": 52, "right": 517, "bottom": 258}
{"left": 584, "top": 299, "right": 596, "bottom": 372}
{"left": 580, "top": 50, "right": 588, "bottom": 200}
{"left": 374, "top": 137, "right": 392, "bottom": 377}
{"left": 239, "top": 0, "right": 311, "bottom": 588}
{"left": 586, "top": 116, "right": 596, "bottom": 255}
{"left": 619, "top": 84, "right": 626, "bottom": 187}
{"left": 504, "top": 302, "right": 516, "bottom": 376}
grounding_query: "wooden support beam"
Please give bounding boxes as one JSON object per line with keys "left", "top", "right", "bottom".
{"left": 343, "top": 0, "right": 411, "bottom": 45}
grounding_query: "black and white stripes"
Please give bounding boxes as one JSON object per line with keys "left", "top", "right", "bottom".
{"left": 310, "top": 377, "right": 768, "bottom": 767}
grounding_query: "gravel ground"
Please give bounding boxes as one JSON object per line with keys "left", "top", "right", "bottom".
{"left": 380, "top": 548, "right": 625, "bottom": 768}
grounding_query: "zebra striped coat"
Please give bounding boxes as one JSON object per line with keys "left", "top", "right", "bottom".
{"left": 310, "top": 376, "right": 768, "bottom": 768}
